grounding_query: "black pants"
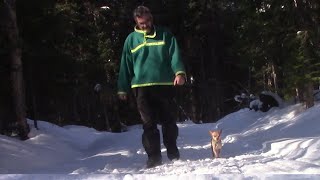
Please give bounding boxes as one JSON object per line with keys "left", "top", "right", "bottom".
{"left": 134, "top": 86, "right": 178, "bottom": 159}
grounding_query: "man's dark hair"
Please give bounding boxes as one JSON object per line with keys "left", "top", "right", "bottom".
{"left": 133, "top": 6, "right": 152, "bottom": 19}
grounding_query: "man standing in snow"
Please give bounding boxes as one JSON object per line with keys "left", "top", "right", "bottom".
{"left": 117, "top": 6, "right": 186, "bottom": 168}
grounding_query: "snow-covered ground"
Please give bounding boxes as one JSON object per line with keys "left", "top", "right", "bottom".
{"left": 1, "top": 102, "right": 320, "bottom": 179}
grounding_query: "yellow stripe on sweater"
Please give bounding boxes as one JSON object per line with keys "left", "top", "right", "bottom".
{"left": 130, "top": 41, "right": 165, "bottom": 53}
{"left": 131, "top": 82, "right": 173, "bottom": 88}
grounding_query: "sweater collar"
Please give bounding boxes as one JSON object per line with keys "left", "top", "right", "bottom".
{"left": 134, "top": 26, "right": 156, "bottom": 38}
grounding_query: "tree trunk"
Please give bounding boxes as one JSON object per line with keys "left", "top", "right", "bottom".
{"left": 295, "top": 87, "right": 303, "bottom": 103}
{"left": 305, "top": 81, "right": 314, "bottom": 109}
{"left": 271, "top": 63, "right": 278, "bottom": 93}
{"left": 72, "top": 88, "right": 80, "bottom": 122}
{"left": 4, "top": 0, "right": 29, "bottom": 140}
{"left": 31, "top": 94, "right": 38, "bottom": 129}
{"left": 102, "top": 100, "right": 110, "bottom": 131}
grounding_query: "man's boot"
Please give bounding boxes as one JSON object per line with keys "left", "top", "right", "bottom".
{"left": 146, "top": 155, "right": 162, "bottom": 168}
{"left": 167, "top": 146, "right": 180, "bottom": 161}
{"left": 142, "top": 128, "right": 162, "bottom": 168}
{"left": 162, "top": 122, "right": 180, "bottom": 161}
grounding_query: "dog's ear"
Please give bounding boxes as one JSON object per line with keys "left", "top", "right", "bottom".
{"left": 209, "top": 130, "right": 215, "bottom": 136}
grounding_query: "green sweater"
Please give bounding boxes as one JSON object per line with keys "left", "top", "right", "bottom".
{"left": 117, "top": 26, "right": 186, "bottom": 95}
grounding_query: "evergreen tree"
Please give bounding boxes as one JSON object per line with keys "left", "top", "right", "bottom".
{"left": 0, "top": 0, "right": 29, "bottom": 140}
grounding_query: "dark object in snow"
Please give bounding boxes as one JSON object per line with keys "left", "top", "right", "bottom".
{"left": 233, "top": 91, "right": 282, "bottom": 112}
{"left": 2, "top": 121, "right": 30, "bottom": 140}
{"left": 259, "top": 93, "right": 279, "bottom": 112}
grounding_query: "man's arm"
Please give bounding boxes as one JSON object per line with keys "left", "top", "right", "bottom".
{"left": 169, "top": 34, "right": 186, "bottom": 85}
{"left": 117, "top": 38, "right": 133, "bottom": 99}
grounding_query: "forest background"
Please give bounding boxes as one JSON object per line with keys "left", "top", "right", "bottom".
{"left": 0, "top": 0, "right": 319, "bottom": 139}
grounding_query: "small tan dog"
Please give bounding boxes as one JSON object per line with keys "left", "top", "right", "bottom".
{"left": 209, "top": 129, "right": 222, "bottom": 158}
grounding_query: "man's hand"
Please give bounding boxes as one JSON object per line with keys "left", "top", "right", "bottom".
{"left": 174, "top": 74, "right": 186, "bottom": 86}
{"left": 118, "top": 94, "right": 127, "bottom": 101}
